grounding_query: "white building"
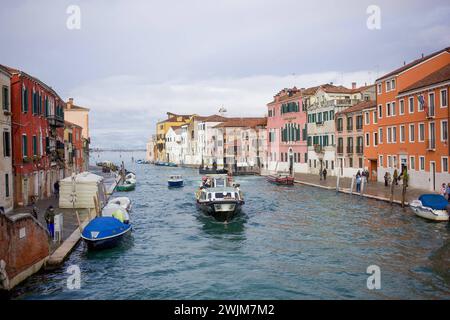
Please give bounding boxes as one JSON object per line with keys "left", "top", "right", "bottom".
{"left": 165, "top": 126, "right": 182, "bottom": 164}
{"left": 146, "top": 135, "right": 156, "bottom": 162}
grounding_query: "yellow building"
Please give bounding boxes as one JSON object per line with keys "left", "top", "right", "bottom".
{"left": 156, "top": 113, "right": 193, "bottom": 161}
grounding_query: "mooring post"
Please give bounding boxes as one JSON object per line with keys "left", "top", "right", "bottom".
{"left": 336, "top": 173, "right": 340, "bottom": 192}
{"left": 350, "top": 175, "right": 354, "bottom": 195}
{"left": 360, "top": 177, "right": 365, "bottom": 196}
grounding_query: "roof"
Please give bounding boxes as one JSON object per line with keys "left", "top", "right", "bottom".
{"left": 213, "top": 117, "right": 267, "bottom": 128}
{"left": 376, "top": 47, "right": 450, "bottom": 82}
{"left": 320, "top": 84, "right": 353, "bottom": 94}
{"left": 66, "top": 100, "right": 90, "bottom": 111}
{"left": 398, "top": 63, "right": 450, "bottom": 94}
{"left": 0, "top": 65, "right": 11, "bottom": 78}
{"left": 336, "top": 100, "right": 376, "bottom": 116}
{"left": 0, "top": 64, "right": 64, "bottom": 102}
{"left": 64, "top": 120, "right": 82, "bottom": 128}
{"left": 200, "top": 114, "right": 230, "bottom": 122}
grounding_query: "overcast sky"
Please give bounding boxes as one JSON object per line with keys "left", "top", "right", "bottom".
{"left": 1, "top": 0, "right": 449, "bottom": 148}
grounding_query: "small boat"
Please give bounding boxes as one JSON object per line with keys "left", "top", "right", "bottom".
{"left": 267, "top": 174, "right": 294, "bottom": 185}
{"left": 195, "top": 174, "right": 244, "bottom": 222}
{"left": 167, "top": 162, "right": 178, "bottom": 167}
{"left": 81, "top": 216, "right": 132, "bottom": 250}
{"left": 410, "top": 194, "right": 449, "bottom": 221}
{"left": 107, "top": 197, "right": 132, "bottom": 212}
{"left": 116, "top": 179, "right": 136, "bottom": 192}
{"left": 125, "top": 172, "right": 136, "bottom": 180}
{"left": 168, "top": 175, "right": 184, "bottom": 188}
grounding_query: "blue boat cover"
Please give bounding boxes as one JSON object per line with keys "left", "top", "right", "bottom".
{"left": 418, "top": 194, "right": 448, "bottom": 210}
{"left": 82, "top": 217, "right": 130, "bottom": 240}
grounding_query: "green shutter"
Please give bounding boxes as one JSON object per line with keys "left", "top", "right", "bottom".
{"left": 23, "top": 135, "right": 28, "bottom": 157}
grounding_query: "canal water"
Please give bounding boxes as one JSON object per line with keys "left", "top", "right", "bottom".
{"left": 11, "top": 151, "right": 450, "bottom": 299}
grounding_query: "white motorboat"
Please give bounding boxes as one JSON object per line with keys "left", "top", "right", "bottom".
{"left": 101, "top": 203, "right": 130, "bottom": 223}
{"left": 410, "top": 194, "right": 449, "bottom": 222}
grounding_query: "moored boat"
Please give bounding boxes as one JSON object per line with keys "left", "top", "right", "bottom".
{"left": 195, "top": 174, "right": 244, "bottom": 222}
{"left": 81, "top": 216, "right": 132, "bottom": 250}
{"left": 107, "top": 197, "right": 132, "bottom": 212}
{"left": 410, "top": 194, "right": 449, "bottom": 221}
{"left": 199, "top": 167, "right": 228, "bottom": 175}
{"left": 168, "top": 175, "right": 183, "bottom": 188}
{"left": 267, "top": 174, "right": 294, "bottom": 185}
{"left": 116, "top": 179, "right": 136, "bottom": 192}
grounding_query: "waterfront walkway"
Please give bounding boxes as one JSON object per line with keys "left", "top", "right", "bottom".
{"left": 294, "top": 173, "right": 430, "bottom": 205}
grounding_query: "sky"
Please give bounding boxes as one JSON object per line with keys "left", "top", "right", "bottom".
{"left": 1, "top": 0, "right": 449, "bottom": 149}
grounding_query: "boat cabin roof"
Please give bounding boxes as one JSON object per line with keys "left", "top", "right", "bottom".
{"left": 169, "top": 175, "right": 182, "bottom": 179}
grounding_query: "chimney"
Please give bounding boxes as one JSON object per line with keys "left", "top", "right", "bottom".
{"left": 67, "top": 98, "right": 74, "bottom": 109}
{"left": 352, "top": 82, "right": 357, "bottom": 89}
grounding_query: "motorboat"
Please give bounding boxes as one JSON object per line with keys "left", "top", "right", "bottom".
{"left": 195, "top": 174, "right": 244, "bottom": 222}
{"left": 410, "top": 194, "right": 449, "bottom": 221}
{"left": 167, "top": 162, "right": 178, "bottom": 167}
{"left": 267, "top": 174, "right": 294, "bottom": 185}
{"left": 125, "top": 172, "right": 136, "bottom": 180}
{"left": 81, "top": 216, "right": 131, "bottom": 250}
{"left": 107, "top": 197, "right": 132, "bottom": 212}
{"left": 198, "top": 167, "right": 228, "bottom": 175}
{"left": 168, "top": 175, "right": 184, "bottom": 188}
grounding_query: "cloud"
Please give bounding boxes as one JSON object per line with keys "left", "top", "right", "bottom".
{"left": 69, "top": 70, "right": 383, "bottom": 148}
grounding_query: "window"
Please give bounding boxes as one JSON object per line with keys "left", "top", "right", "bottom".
{"left": 337, "top": 118, "right": 343, "bottom": 132}
{"left": 418, "top": 95, "right": 424, "bottom": 111}
{"left": 409, "top": 124, "right": 415, "bottom": 142}
{"left": 386, "top": 103, "right": 391, "bottom": 117}
{"left": 32, "top": 89, "right": 38, "bottom": 115}
{"left": 373, "top": 111, "right": 377, "bottom": 124}
{"left": 2, "top": 86, "right": 9, "bottom": 111}
{"left": 374, "top": 132, "right": 378, "bottom": 146}
{"left": 399, "top": 99, "right": 404, "bottom": 115}
{"left": 349, "top": 157, "right": 353, "bottom": 168}
{"left": 391, "top": 102, "right": 396, "bottom": 116}
{"left": 5, "top": 173, "right": 10, "bottom": 198}
{"left": 32, "top": 136, "right": 38, "bottom": 156}
{"left": 356, "top": 115, "right": 363, "bottom": 130}
{"left": 22, "top": 86, "right": 28, "bottom": 113}
{"left": 400, "top": 125, "right": 405, "bottom": 143}
{"left": 392, "top": 126, "right": 397, "bottom": 143}
{"left": 387, "top": 127, "right": 392, "bottom": 143}
{"left": 3, "top": 131, "right": 11, "bottom": 157}
{"left": 441, "top": 89, "right": 448, "bottom": 108}
{"left": 391, "top": 79, "right": 396, "bottom": 90}
{"left": 329, "top": 110, "right": 334, "bottom": 120}
{"left": 429, "top": 92, "right": 435, "bottom": 116}
{"left": 347, "top": 117, "right": 353, "bottom": 131}
{"left": 365, "top": 112, "right": 369, "bottom": 125}
{"left": 386, "top": 80, "right": 391, "bottom": 92}
{"left": 377, "top": 83, "right": 382, "bottom": 94}
{"left": 365, "top": 133, "right": 370, "bottom": 147}
{"left": 442, "top": 157, "right": 449, "bottom": 173}
{"left": 379, "top": 128, "right": 383, "bottom": 144}
{"left": 388, "top": 156, "right": 392, "bottom": 168}
{"left": 379, "top": 155, "right": 383, "bottom": 167}
{"left": 418, "top": 123, "right": 425, "bottom": 142}
{"left": 419, "top": 156, "right": 425, "bottom": 171}
{"left": 408, "top": 97, "right": 414, "bottom": 113}
{"left": 378, "top": 105, "right": 382, "bottom": 118}
{"left": 441, "top": 120, "right": 448, "bottom": 142}
{"left": 22, "top": 135, "right": 28, "bottom": 158}
{"left": 410, "top": 156, "right": 415, "bottom": 170}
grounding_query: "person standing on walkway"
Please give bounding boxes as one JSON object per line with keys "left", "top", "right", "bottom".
{"left": 44, "top": 206, "right": 55, "bottom": 239}
{"left": 323, "top": 168, "right": 327, "bottom": 180}
{"left": 319, "top": 168, "right": 323, "bottom": 181}
{"left": 393, "top": 169, "right": 399, "bottom": 185}
{"left": 440, "top": 183, "right": 447, "bottom": 197}
{"left": 356, "top": 171, "right": 362, "bottom": 193}
{"left": 384, "top": 172, "right": 389, "bottom": 187}
{"left": 53, "top": 181, "right": 60, "bottom": 198}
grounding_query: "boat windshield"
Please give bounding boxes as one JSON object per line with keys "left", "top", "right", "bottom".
{"left": 214, "top": 178, "right": 226, "bottom": 187}
{"left": 214, "top": 192, "right": 235, "bottom": 199}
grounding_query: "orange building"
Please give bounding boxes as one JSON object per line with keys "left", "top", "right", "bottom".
{"left": 364, "top": 47, "right": 450, "bottom": 191}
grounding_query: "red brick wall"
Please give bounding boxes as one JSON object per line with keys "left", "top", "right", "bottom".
{"left": 0, "top": 214, "right": 49, "bottom": 282}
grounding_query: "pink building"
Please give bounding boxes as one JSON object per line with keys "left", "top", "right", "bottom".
{"left": 267, "top": 87, "right": 308, "bottom": 174}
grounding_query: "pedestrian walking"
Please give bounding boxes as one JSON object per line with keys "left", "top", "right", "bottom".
{"left": 365, "top": 169, "right": 370, "bottom": 184}
{"left": 319, "top": 169, "right": 323, "bottom": 181}
{"left": 384, "top": 172, "right": 389, "bottom": 187}
{"left": 323, "top": 168, "right": 327, "bottom": 180}
{"left": 393, "top": 169, "right": 399, "bottom": 185}
{"left": 44, "top": 206, "right": 55, "bottom": 239}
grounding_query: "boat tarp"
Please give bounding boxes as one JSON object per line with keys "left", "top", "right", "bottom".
{"left": 419, "top": 194, "right": 448, "bottom": 210}
{"left": 82, "top": 217, "right": 130, "bottom": 240}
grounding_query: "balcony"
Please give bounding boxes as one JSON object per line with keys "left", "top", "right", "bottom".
{"left": 356, "top": 145, "right": 363, "bottom": 154}
{"left": 346, "top": 146, "right": 353, "bottom": 154}
{"left": 47, "top": 115, "right": 64, "bottom": 128}
{"left": 314, "top": 144, "right": 324, "bottom": 154}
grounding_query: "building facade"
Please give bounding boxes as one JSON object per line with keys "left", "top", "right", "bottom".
{"left": 165, "top": 126, "right": 182, "bottom": 164}
{"left": 64, "top": 121, "right": 83, "bottom": 176}
{"left": 366, "top": 47, "right": 450, "bottom": 191}
{"left": 307, "top": 83, "right": 375, "bottom": 176}
{"left": 267, "top": 87, "right": 308, "bottom": 175}
{"left": 146, "top": 135, "right": 156, "bottom": 162}
{"left": 7, "top": 66, "right": 65, "bottom": 207}
{"left": 335, "top": 100, "right": 375, "bottom": 177}
{"left": 0, "top": 66, "right": 13, "bottom": 212}
{"left": 156, "top": 113, "right": 192, "bottom": 161}
{"left": 65, "top": 98, "right": 90, "bottom": 171}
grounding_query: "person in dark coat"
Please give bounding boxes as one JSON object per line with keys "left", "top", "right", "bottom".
{"left": 54, "top": 181, "right": 60, "bottom": 197}
{"left": 44, "top": 206, "right": 55, "bottom": 239}
{"left": 322, "top": 168, "right": 327, "bottom": 180}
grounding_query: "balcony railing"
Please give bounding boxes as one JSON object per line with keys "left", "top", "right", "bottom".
{"left": 356, "top": 145, "right": 363, "bottom": 154}
{"left": 47, "top": 115, "right": 64, "bottom": 128}
{"left": 346, "top": 146, "right": 353, "bottom": 154}
{"left": 426, "top": 139, "right": 436, "bottom": 151}
{"left": 314, "top": 144, "right": 324, "bottom": 153}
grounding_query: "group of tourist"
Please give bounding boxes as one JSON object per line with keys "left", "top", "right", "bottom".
{"left": 439, "top": 183, "right": 450, "bottom": 201}
{"left": 383, "top": 168, "right": 409, "bottom": 188}
{"left": 355, "top": 170, "right": 370, "bottom": 192}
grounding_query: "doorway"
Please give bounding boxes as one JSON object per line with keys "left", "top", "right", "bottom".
{"left": 430, "top": 161, "right": 436, "bottom": 191}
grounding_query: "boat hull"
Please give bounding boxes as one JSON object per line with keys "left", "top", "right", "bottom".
{"left": 267, "top": 175, "right": 294, "bottom": 185}
{"left": 168, "top": 180, "right": 184, "bottom": 188}
{"left": 81, "top": 217, "right": 132, "bottom": 250}
{"left": 116, "top": 183, "right": 136, "bottom": 192}
{"left": 196, "top": 200, "right": 243, "bottom": 222}
{"left": 83, "top": 229, "right": 131, "bottom": 250}
{"left": 410, "top": 207, "right": 449, "bottom": 221}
